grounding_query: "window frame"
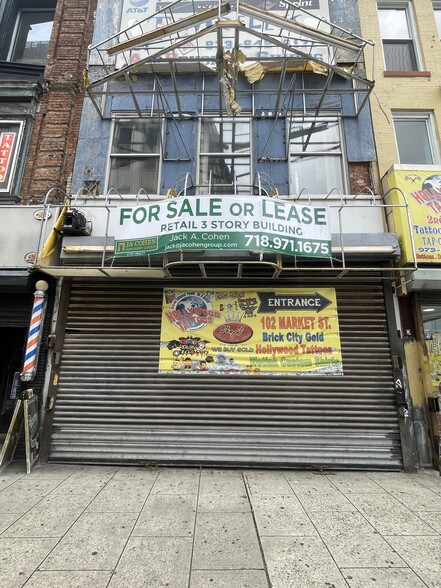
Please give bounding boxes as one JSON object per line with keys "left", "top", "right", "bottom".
{"left": 0, "top": 120, "right": 25, "bottom": 194}
{"left": 6, "top": 7, "right": 55, "bottom": 66}
{"left": 433, "top": 1, "right": 441, "bottom": 39}
{"left": 198, "top": 116, "right": 252, "bottom": 195}
{"left": 287, "top": 115, "right": 348, "bottom": 196}
{"left": 392, "top": 111, "right": 440, "bottom": 165}
{"left": 377, "top": 1, "right": 422, "bottom": 72}
{"left": 106, "top": 116, "right": 163, "bottom": 196}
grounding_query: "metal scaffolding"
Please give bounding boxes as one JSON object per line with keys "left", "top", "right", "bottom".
{"left": 85, "top": 0, "right": 375, "bottom": 121}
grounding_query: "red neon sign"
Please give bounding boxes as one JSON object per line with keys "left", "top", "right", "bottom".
{"left": 0, "top": 132, "right": 17, "bottom": 182}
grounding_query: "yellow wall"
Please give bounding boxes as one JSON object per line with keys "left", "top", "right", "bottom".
{"left": 358, "top": 0, "right": 441, "bottom": 185}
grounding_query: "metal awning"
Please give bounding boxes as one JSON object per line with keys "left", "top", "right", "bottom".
{"left": 33, "top": 191, "right": 416, "bottom": 280}
{"left": 85, "top": 0, "right": 374, "bottom": 120}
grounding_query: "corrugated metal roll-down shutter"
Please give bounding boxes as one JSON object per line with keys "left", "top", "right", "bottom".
{"left": 49, "top": 280, "right": 403, "bottom": 469}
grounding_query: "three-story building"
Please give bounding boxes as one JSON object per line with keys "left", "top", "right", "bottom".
{"left": 34, "top": 0, "right": 420, "bottom": 470}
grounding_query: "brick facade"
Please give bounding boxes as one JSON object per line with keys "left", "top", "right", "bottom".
{"left": 21, "top": 0, "right": 97, "bottom": 204}
{"left": 348, "top": 162, "right": 373, "bottom": 195}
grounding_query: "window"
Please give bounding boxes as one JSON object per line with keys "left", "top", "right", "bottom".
{"left": 433, "top": 2, "right": 441, "bottom": 39}
{"left": 378, "top": 3, "right": 419, "bottom": 71}
{"left": 199, "top": 118, "right": 251, "bottom": 194}
{"left": 8, "top": 9, "right": 54, "bottom": 66}
{"left": 422, "top": 304, "right": 441, "bottom": 393}
{"left": 108, "top": 119, "right": 161, "bottom": 194}
{"left": 289, "top": 117, "right": 345, "bottom": 195}
{"left": 0, "top": 121, "right": 24, "bottom": 193}
{"left": 393, "top": 113, "right": 439, "bottom": 164}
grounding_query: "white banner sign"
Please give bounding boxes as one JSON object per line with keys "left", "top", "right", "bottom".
{"left": 114, "top": 195, "right": 331, "bottom": 258}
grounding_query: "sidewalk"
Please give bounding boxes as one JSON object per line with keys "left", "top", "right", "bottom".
{"left": 0, "top": 464, "right": 440, "bottom": 588}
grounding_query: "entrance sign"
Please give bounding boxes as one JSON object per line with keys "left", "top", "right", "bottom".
{"left": 115, "top": 196, "right": 331, "bottom": 259}
{"left": 159, "top": 287, "right": 343, "bottom": 375}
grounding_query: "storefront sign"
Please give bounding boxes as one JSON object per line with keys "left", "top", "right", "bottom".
{"left": 115, "top": 196, "right": 331, "bottom": 259}
{"left": 0, "top": 130, "right": 18, "bottom": 192}
{"left": 159, "top": 287, "right": 343, "bottom": 375}
{"left": 119, "top": 0, "right": 330, "bottom": 64}
{"left": 384, "top": 168, "right": 441, "bottom": 264}
{"left": 0, "top": 132, "right": 16, "bottom": 181}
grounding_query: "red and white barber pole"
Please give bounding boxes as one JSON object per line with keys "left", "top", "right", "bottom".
{"left": 21, "top": 280, "right": 49, "bottom": 382}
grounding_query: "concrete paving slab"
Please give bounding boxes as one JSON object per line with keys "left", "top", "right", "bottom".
{"left": 356, "top": 506, "right": 438, "bottom": 536}
{"left": 0, "top": 471, "right": 26, "bottom": 491}
{"left": 308, "top": 510, "right": 377, "bottom": 537}
{"left": 418, "top": 512, "right": 441, "bottom": 534}
{"left": 413, "top": 569, "right": 441, "bottom": 588}
{"left": 343, "top": 568, "right": 428, "bottom": 588}
{"left": 66, "top": 467, "right": 119, "bottom": 482}
{"left": 367, "top": 473, "right": 423, "bottom": 492}
{"left": 192, "top": 512, "right": 263, "bottom": 570}
{"left": 2, "top": 508, "right": 81, "bottom": 538}
{"left": 151, "top": 468, "right": 200, "bottom": 495}
{"left": 29, "top": 491, "right": 94, "bottom": 512}
{"left": 200, "top": 470, "right": 246, "bottom": 492}
{"left": 200, "top": 469, "right": 244, "bottom": 478}
{"left": 40, "top": 512, "right": 137, "bottom": 570}
{"left": 198, "top": 472, "right": 249, "bottom": 512}
{"left": 326, "top": 472, "right": 385, "bottom": 494}
{"left": 133, "top": 494, "right": 197, "bottom": 537}
{"left": 390, "top": 487, "right": 441, "bottom": 511}
{"left": 407, "top": 472, "right": 441, "bottom": 494}
{"left": 0, "top": 479, "right": 62, "bottom": 513}
{"left": 385, "top": 535, "right": 441, "bottom": 573}
{"left": 111, "top": 467, "right": 159, "bottom": 482}
{"left": 284, "top": 471, "right": 337, "bottom": 492}
{"left": 197, "top": 490, "right": 250, "bottom": 512}
{"left": 261, "top": 535, "right": 347, "bottom": 588}
{"left": 244, "top": 471, "right": 293, "bottom": 495}
{"left": 0, "top": 513, "right": 21, "bottom": 534}
{"left": 250, "top": 494, "right": 317, "bottom": 537}
{"left": 292, "top": 487, "right": 354, "bottom": 512}
{"left": 108, "top": 536, "right": 193, "bottom": 588}
{"left": 190, "top": 570, "right": 269, "bottom": 587}
{"left": 86, "top": 480, "right": 154, "bottom": 513}
{"left": 48, "top": 477, "right": 108, "bottom": 497}
{"left": 28, "top": 464, "right": 79, "bottom": 479}
{"left": 19, "top": 570, "right": 112, "bottom": 588}
{"left": 322, "top": 532, "right": 407, "bottom": 568}
{"left": 348, "top": 492, "right": 405, "bottom": 512}
{"left": 0, "top": 537, "right": 57, "bottom": 588}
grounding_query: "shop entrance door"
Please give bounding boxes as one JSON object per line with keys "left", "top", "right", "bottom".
{"left": 0, "top": 328, "right": 26, "bottom": 443}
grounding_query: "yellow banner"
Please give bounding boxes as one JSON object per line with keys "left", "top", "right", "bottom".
{"left": 384, "top": 168, "right": 441, "bottom": 264}
{"left": 159, "top": 288, "right": 343, "bottom": 375}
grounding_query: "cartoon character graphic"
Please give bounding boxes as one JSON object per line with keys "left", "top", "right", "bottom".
{"left": 422, "top": 175, "right": 441, "bottom": 193}
{"left": 238, "top": 297, "right": 258, "bottom": 318}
